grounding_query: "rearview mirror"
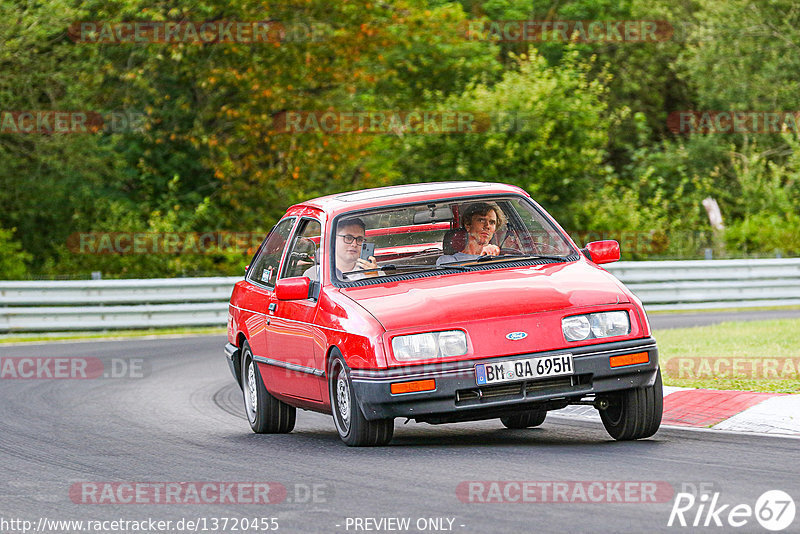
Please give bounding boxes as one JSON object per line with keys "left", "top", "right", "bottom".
{"left": 413, "top": 206, "right": 453, "bottom": 224}
{"left": 582, "top": 240, "right": 620, "bottom": 264}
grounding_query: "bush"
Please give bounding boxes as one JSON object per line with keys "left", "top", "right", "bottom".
{"left": 0, "top": 228, "right": 31, "bottom": 279}
{"left": 725, "top": 213, "right": 800, "bottom": 257}
{"left": 394, "top": 48, "right": 614, "bottom": 230}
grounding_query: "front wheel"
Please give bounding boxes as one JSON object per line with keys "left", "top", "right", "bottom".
{"left": 241, "top": 341, "right": 296, "bottom": 434}
{"left": 328, "top": 350, "right": 393, "bottom": 447}
{"left": 600, "top": 369, "right": 663, "bottom": 440}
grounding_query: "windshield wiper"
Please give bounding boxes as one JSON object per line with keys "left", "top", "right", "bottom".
{"left": 386, "top": 263, "right": 470, "bottom": 271}
{"left": 474, "top": 253, "right": 568, "bottom": 263}
{"left": 343, "top": 263, "right": 469, "bottom": 276}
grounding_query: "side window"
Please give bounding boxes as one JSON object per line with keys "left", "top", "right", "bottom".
{"left": 247, "top": 218, "right": 295, "bottom": 287}
{"left": 281, "top": 219, "right": 322, "bottom": 280}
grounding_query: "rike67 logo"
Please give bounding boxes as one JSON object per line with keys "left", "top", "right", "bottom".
{"left": 668, "top": 490, "right": 795, "bottom": 531}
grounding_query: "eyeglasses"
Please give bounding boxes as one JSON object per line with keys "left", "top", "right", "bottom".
{"left": 337, "top": 234, "right": 366, "bottom": 245}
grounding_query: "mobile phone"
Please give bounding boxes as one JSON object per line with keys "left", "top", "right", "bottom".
{"left": 360, "top": 242, "right": 375, "bottom": 260}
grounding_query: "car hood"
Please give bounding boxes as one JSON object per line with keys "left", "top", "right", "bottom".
{"left": 341, "top": 260, "right": 630, "bottom": 332}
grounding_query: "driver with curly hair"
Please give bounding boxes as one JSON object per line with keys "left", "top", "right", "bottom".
{"left": 437, "top": 202, "right": 506, "bottom": 264}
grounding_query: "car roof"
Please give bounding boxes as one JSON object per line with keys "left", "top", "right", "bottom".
{"left": 290, "top": 181, "right": 530, "bottom": 216}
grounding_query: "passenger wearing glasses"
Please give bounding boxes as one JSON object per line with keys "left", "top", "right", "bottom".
{"left": 304, "top": 217, "right": 379, "bottom": 281}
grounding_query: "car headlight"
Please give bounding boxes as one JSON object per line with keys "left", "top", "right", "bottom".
{"left": 391, "top": 330, "right": 468, "bottom": 361}
{"left": 562, "top": 311, "right": 630, "bottom": 342}
{"left": 562, "top": 315, "right": 591, "bottom": 341}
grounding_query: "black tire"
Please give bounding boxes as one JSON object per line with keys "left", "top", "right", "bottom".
{"left": 501, "top": 409, "right": 547, "bottom": 429}
{"left": 600, "top": 368, "right": 663, "bottom": 440}
{"left": 240, "top": 340, "right": 296, "bottom": 434}
{"left": 328, "top": 350, "right": 393, "bottom": 447}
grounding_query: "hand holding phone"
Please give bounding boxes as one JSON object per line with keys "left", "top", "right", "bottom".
{"left": 360, "top": 242, "right": 375, "bottom": 261}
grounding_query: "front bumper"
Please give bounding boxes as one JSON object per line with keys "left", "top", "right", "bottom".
{"left": 350, "top": 337, "right": 659, "bottom": 422}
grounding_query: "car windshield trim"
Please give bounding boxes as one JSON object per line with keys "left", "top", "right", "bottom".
{"left": 329, "top": 194, "right": 578, "bottom": 286}
{"left": 337, "top": 253, "right": 582, "bottom": 287}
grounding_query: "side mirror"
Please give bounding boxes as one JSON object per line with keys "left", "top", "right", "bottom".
{"left": 275, "top": 276, "right": 311, "bottom": 300}
{"left": 582, "top": 240, "right": 620, "bottom": 264}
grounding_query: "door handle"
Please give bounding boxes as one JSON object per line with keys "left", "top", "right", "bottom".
{"left": 268, "top": 302, "right": 277, "bottom": 312}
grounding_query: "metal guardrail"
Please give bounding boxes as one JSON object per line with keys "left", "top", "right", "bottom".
{"left": 1, "top": 259, "right": 799, "bottom": 332}
{"left": 0, "top": 277, "right": 239, "bottom": 332}
{"left": 607, "top": 258, "right": 800, "bottom": 311}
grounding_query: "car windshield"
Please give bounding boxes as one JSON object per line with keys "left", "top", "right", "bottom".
{"left": 331, "top": 196, "right": 577, "bottom": 282}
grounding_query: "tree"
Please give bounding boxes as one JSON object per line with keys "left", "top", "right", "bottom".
{"left": 394, "top": 49, "right": 613, "bottom": 229}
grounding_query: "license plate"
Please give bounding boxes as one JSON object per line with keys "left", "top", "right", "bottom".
{"left": 475, "top": 354, "right": 574, "bottom": 386}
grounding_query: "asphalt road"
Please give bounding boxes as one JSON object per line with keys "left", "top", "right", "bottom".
{"left": 1, "top": 336, "right": 799, "bottom": 534}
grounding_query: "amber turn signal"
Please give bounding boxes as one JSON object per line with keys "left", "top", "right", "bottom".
{"left": 609, "top": 352, "right": 650, "bottom": 368}
{"left": 390, "top": 379, "right": 436, "bottom": 394}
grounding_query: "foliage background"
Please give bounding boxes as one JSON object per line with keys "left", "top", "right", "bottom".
{"left": 1, "top": 0, "right": 798, "bottom": 279}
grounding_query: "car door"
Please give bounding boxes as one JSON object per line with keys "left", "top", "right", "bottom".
{"left": 265, "top": 217, "right": 325, "bottom": 401}
{"left": 241, "top": 217, "right": 296, "bottom": 363}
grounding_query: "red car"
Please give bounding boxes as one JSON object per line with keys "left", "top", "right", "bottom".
{"left": 225, "top": 182, "right": 662, "bottom": 446}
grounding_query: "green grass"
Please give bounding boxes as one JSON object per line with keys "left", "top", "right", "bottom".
{"left": 0, "top": 326, "right": 226, "bottom": 344}
{"left": 655, "top": 318, "right": 800, "bottom": 393}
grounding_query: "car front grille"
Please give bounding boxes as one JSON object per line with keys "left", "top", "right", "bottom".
{"left": 454, "top": 374, "right": 590, "bottom": 406}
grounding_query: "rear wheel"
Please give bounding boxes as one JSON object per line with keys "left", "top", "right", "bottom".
{"left": 501, "top": 409, "right": 547, "bottom": 429}
{"left": 328, "top": 350, "right": 393, "bottom": 447}
{"left": 241, "top": 341, "right": 296, "bottom": 434}
{"left": 600, "top": 369, "right": 663, "bottom": 440}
